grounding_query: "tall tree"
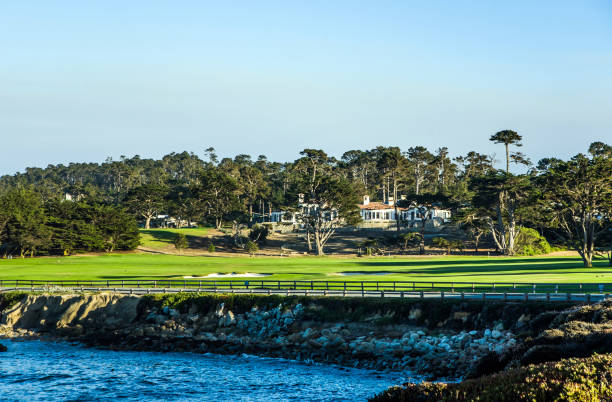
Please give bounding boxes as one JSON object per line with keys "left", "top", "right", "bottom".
{"left": 292, "top": 149, "right": 361, "bottom": 255}
{"left": 470, "top": 172, "right": 531, "bottom": 255}
{"left": 124, "top": 184, "right": 168, "bottom": 229}
{"left": 197, "top": 168, "right": 242, "bottom": 229}
{"left": 1, "top": 189, "right": 51, "bottom": 257}
{"left": 489, "top": 130, "right": 523, "bottom": 173}
{"left": 535, "top": 145, "right": 612, "bottom": 267}
{"left": 405, "top": 146, "right": 434, "bottom": 195}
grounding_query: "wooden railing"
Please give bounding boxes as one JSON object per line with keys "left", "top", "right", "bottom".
{"left": 0, "top": 279, "right": 611, "bottom": 294}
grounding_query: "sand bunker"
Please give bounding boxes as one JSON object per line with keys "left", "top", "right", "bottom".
{"left": 183, "top": 273, "right": 271, "bottom": 279}
{"left": 332, "top": 272, "right": 392, "bottom": 276}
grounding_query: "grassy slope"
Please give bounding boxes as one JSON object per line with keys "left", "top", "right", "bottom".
{"left": 139, "top": 228, "right": 209, "bottom": 249}
{"left": 0, "top": 254, "right": 609, "bottom": 284}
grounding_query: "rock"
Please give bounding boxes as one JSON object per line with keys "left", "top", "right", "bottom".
{"left": 491, "top": 330, "right": 502, "bottom": 339}
{"left": 0, "top": 343, "right": 7, "bottom": 352}
{"left": 484, "top": 329, "right": 492, "bottom": 337}
{"left": 409, "top": 309, "right": 422, "bottom": 320}
{"left": 469, "top": 330, "right": 478, "bottom": 336}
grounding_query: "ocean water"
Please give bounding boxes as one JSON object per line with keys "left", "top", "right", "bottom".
{"left": 0, "top": 340, "right": 408, "bottom": 401}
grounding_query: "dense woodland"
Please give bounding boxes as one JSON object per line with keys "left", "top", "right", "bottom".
{"left": 0, "top": 132, "right": 610, "bottom": 266}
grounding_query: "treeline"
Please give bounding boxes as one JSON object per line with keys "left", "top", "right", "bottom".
{"left": 0, "top": 133, "right": 610, "bottom": 265}
{"left": 0, "top": 190, "right": 139, "bottom": 256}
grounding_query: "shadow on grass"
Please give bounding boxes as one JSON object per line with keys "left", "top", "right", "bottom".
{"left": 140, "top": 229, "right": 210, "bottom": 249}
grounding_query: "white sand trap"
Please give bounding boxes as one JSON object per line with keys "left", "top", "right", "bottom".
{"left": 332, "top": 271, "right": 392, "bottom": 276}
{"left": 183, "top": 273, "right": 271, "bottom": 279}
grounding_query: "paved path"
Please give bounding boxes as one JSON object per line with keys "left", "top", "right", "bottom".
{"left": 1, "top": 286, "right": 609, "bottom": 303}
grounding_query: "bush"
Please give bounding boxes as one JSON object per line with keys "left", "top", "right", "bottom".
{"left": 207, "top": 243, "right": 215, "bottom": 253}
{"left": 370, "top": 353, "right": 612, "bottom": 402}
{"left": 515, "top": 227, "right": 551, "bottom": 256}
{"left": 173, "top": 233, "right": 188, "bottom": 254}
{"left": 432, "top": 237, "right": 451, "bottom": 253}
{"left": 249, "top": 224, "right": 269, "bottom": 244}
{"left": 246, "top": 240, "right": 259, "bottom": 256}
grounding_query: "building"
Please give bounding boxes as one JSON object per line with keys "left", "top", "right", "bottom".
{"left": 357, "top": 195, "right": 451, "bottom": 224}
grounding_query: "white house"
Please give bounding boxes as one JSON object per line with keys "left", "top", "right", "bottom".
{"left": 358, "top": 195, "right": 451, "bottom": 224}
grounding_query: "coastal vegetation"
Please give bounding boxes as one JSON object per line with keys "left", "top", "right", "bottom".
{"left": 0, "top": 138, "right": 609, "bottom": 264}
{"left": 371, "top": 354, "right": 612, "bottom": 402}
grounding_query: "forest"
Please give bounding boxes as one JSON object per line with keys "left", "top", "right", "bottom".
{"left": 0, "top": 132, "right": 610, "bottom": 266}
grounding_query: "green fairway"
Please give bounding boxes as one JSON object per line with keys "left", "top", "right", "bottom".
{"left": 0, "top": 254, "right": 610, "bottom": 286}
{"left": 139, "top": 228, "right": 209, "bottom": 249}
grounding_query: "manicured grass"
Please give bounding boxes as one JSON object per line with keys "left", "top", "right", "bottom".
{"left": 139, "top": 228, "right": 209, "bottom": 249}
{"left": 0, "top": 254, "right": 609, "bottom": 287}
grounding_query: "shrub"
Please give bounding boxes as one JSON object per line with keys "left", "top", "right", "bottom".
{"left": 515, "top": 227, "right": 551, "bottom": 256}
{"left": 207, "top": 243, "right": 215, "bottom": 253}
{"left": 246, "top": 240, "right": 259, "bottom": 256}
{"left": 432, "top": 237, "right": 451, "bottom": 253}
{"left": 370, "top": 353, "right": 612, "bottom": 402}
{"left": 173, "top": 233, "right": 188, "bottom": 254}
{"left": 249, "top": 224, "right": 269, "bottom": 244}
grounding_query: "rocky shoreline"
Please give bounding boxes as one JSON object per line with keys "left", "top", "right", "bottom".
{"left": 0, "top": 292, "right": 604, "bottom": 382}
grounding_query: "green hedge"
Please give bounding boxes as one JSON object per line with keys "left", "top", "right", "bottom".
{"left": 371, "top": 354, "right": 612, "bottom": 402}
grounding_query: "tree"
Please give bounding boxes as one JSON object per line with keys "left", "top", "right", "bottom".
{"left": 405, "top": 146, "right": 434, "bottom": 195}
{"left": 1, "top": 189, "right": 51, "bottom": 257}
{"left": 399, "top": 193, "right": 449, "bottom": 254}
{"left": 197, "top": 168, "right": 242, "bottom": 229}
{"left": 94, "top": 205, "right": 140, "bottom": 253}
{"left": 124, "top": 184, "right": 168, "bottom": 229}
{"left": 246, "top": 240, "right": 259, "bottom": 256}
{"left": 535, "top": 146, "right": 611, "bottom": 267}
{"left": 454, "top": 207, "right": 490, "bottom": 252}
{"left": 292, "top": 149, "right": 361, "bottom": 255}
{"left": 173, "top": 233, "right": 188, "bottom": 255}
{"left": 432, "top": 237, "right": 452, "bottom": 254}
{"left": 470, "top": 172, "right": 531, "bottom": 255}
{"left": 377, "top": 147, "right": 406, "bottom": 231}
{"left": 489, "top": 130, "right": 523, "bottom": 173}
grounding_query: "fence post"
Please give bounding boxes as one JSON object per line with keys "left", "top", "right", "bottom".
{"left": 503, "top": 292, "right": 507, "bottom": 302}
{"left": 420, "top": 291, "right": 424, "bottom": 299}
{"left": 441, "top": 291, "right": 444, "bottom": 299}
{"left": 461, "top": 292, "right": 465, "bottom": 300}
{"left": 587, "top": 293, "right": 591, "bottom": 303}
{"left": 555, "top": 284, "right": 558, "bottom": 294}
{"left": 567, "top": 293, "right": 571, "bottom": 301}
{"left": 524, "top": 293, "right": 528, "bottom": 302}
{"left": 546, "top": 293, "right": 550, "bottom": 302}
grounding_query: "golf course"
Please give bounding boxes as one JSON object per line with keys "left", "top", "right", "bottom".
{"left": 0, "top": 253, "right": 609, "bottom": 284}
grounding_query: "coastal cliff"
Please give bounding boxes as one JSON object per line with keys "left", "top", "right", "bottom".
{"left": 1, "top": 292, "right": 609, "bottom": 383}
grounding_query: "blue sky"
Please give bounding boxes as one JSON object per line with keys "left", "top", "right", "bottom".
{"left": 1, "top": 1, "right": 611, "bottom": 174}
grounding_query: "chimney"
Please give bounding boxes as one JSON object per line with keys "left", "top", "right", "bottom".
{"left": 363, "top": 195, "right": 370, "bottom": 206}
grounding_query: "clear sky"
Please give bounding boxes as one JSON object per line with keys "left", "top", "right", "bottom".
{"left": 1, "top": 1, "right": 611, "bottom": 175}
